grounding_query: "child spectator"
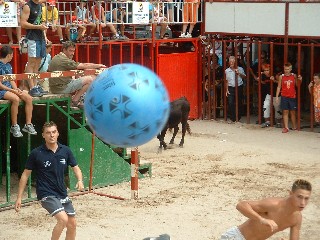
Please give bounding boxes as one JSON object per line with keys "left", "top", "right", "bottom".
{"left": 65, "top": 22, "right": 86, "bottom": 43}
{"left": 149, "top": 1, "right": 168, "bottom": 39}
{"left": 276, "top": 62, "right": 302, "bottom": 133}
{"left": 42, "top": 0, "right": 64, "bottom": 43}
{"left": 38, "top": 42, "right": 52, "bottom": 92}
{"left": 72, "top": 0, "right": 95, "bottom": 41}
{"left": 0, "top": 46, "right": 37, "bottom": 137}
{"left": 91, "top": 1, "right": 120, "bottom": 40}
{"left": 258, "top": 64, "right": 282, "bottom": 128}
{"left": 308, "top": 73, "right": 320, "bottom": 127}
{"left": 110, "top": 3, "right": 129, "bottom": 39}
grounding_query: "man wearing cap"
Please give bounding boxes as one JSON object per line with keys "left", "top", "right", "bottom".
{"left": 42, "top": 0, "right": 64, "bottom": 43}
{"left": 21, "top": 0, "right": 48, "bottom": 97}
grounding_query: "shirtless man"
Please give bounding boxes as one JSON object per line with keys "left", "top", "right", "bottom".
{"left": 221, "top": 179, "right": 312, "bottom": 240}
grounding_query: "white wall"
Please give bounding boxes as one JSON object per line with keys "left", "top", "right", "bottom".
{"left": 205, "top": 2, "right": 320, "bottom": 37}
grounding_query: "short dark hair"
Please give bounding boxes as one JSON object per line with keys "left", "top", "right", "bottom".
{"left": 292, "top": 179, "right": 312, "bottom": 192}
{"left": 314, "top": 73, "right": 320, "bottom": 79}
{"left": 284, "top": 62, "right": 292, "bottom": 68}
{"left": 42, "top": 121, "right": 58, "bottom": 133}
{"left": 62, "top": 41, "right": 76, "bottom": 50}
{"left": 0, "top": 45, "right": 13, "bottom": 58}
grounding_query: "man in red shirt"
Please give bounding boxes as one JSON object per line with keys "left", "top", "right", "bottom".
{"left": 276, "top": 63, "right": 302, "bottom": 133}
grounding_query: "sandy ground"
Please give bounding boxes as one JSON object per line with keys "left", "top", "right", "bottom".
{"left": 0, "top": 120, "right": 319, "bottom": 240}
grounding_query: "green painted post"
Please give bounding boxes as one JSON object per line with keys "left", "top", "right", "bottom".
{"left": 27, "top": 134, "right": 32, "bottom": 198}
{"left": 5, "top": 104, "right": 10, "bottom": 203}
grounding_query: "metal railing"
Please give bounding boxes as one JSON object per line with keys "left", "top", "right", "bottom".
{"left": 44, "top": 1, "right": 202, "bottom": 27}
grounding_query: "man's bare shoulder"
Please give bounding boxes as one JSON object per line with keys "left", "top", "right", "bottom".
{"left": 242, "top": 197, "right": 285, "bottom": 213}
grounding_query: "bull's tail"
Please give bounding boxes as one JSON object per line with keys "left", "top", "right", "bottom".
{"left": 186, "top": 122, "right": 191, "bottom": 135}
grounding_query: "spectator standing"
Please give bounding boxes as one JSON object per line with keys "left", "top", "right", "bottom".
{"left": 42, "top": 0, "right": 64, "bottom": 43}
{"left": 21, "top": 0, "right": 49, "bottom": 97}
{"left": 276, "top": 62, "right": 302, "bottom": 133}
{"left": 0, "top": 46, "right": 37, "bottom": 137}
{"left": 258, "top": 63, "right": 282, "bottom": 128}
{"left": 249, "top": 50, "right": 269, "bottom": 123}
{"left": 308, "top": 73, "right": 320, "bottom": 127}
{"left": 225, "top": 56, "right": 246, "bottom": 123}
{"left": 48, "top": 41, "right": 106, "bottom": 109}
{"left": 15, "top": 121, "right": 84, "bottom": 240}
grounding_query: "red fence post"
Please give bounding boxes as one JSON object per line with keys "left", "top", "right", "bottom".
{"left": 131, "top": 148, "right": 139, "bottom": 200}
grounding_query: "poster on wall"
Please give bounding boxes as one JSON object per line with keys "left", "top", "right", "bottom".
{"left": 0, "top": 2, "right": 18, "bottom": 27}
{"left": 132, "top": 2, "right": 149, "bottom": 24}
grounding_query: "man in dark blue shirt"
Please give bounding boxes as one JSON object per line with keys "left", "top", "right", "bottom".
{"left": 15, "top": 121, "right": 84, "bottom": 240}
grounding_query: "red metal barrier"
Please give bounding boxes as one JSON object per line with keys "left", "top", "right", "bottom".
{"left": 201, "top": 36, "right": 320, "bottom": 131}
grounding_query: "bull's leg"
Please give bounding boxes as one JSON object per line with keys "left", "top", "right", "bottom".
{"left": 157, "top": 130, "right": 168, "bottom": 150}
{"left": 179, "top": 121, "right": 187, "bottom": 147}
{"left": 169, "top": 126, "right": 179, "bottom": 144}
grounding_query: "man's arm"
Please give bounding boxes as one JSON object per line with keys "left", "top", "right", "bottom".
{"left": 72, "top": 165, "right": 84, "bottom": 191}
{"left": 15, "top": 169, "right": 32, "bottom": 212}
{"left": 77, "top": 63, "right": 106, "bottom": 70}
{"left": 53, "top": 8, "right": 59, "bottom": 26}
{"left": 295, "top": 74, "right": 302, "bottom": 87}
{"left": 21, "top": 4, "right": 48, "bottom": 31}
{"left": 276, "top": 75, "right": 282, "bottom": 98}
{"left": 289, "top": 214, "right": 302, "bottom": 240}
{"left": 308, "top": 82, "right": 313, "bottom": 94}
{"left": 236, "top": 199, "right": 279, "bottom": 232}
{"left": 237, "top": 67, "right": 246, "bottom": 79}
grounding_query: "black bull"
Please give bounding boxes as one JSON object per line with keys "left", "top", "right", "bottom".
{"left": 157, "top": 97, "right": 191, "bottom": 149}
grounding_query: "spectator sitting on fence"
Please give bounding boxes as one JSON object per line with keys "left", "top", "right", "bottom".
{"left": 109, "top": 2, "right": 129, "bottom": 40}
{"left": 71, "top": 0, "right": 96, "bottom": 41}
{"left": 65, "top": 20, "right": 86, "bottom": 43}
{"left": 91, "top": 1, "right": 121, "bottom": 40}
{"left": 0, "top": 46, "right": 37, "bottom": 137}
{"left": 180, "top": 0, "right": 199, "bottom": 38}
{"left": 41, "top": 0, "right": 64, "bottom": 43}
{"left": 48, "top": 41, "right": 106, "bottom": 109}
{"left": 149, "top": 1, "right": 168, "bottom": 39}
{"left": 0, "top": 0, "right": 24, "bottom": 44}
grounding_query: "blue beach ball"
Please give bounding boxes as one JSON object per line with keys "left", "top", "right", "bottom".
{"left": 84, "top": 63, "right": 170, "bottom": 148}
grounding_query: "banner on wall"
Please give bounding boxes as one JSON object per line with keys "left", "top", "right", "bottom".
{"left": 0, "top": 2, "right": 18, "bottom": 27}
{"left": 132, "top": 2, "right": 149, "bottom": 24}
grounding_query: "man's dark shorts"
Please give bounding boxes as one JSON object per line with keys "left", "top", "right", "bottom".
{"left": 281, "top": 96, "right": 297, "bottom": 110}
{"left": 40, "top": 196, "right": 76, "bottom": 217}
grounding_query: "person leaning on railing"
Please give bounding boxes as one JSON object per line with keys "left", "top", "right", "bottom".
{"left": 47, "top": 41, "right": 106, "bottom": 109}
